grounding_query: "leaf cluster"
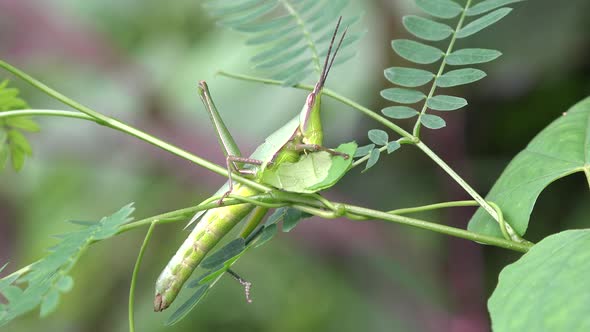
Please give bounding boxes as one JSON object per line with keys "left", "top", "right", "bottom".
{"left": 0, "top": 80, "right": 39, "bottom": 171}
{"left": 202, "top": 0, "right": 363, "bottom": 85}
{"left": 0, "top": 204, "right": 135, "bottom": 326}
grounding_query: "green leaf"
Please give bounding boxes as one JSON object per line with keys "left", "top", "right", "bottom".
{"left": 9, "top": 145, "right": 25, "bottom": 171}
{"left": 363, "top": 148, "right": 380, "bottom": 172}
{"left": 420, "top": 114, "right": 446, "bottom": 129}
{"left": 392, "top": 39, "right": 444, "bottom": 64}
{"left": 165, "top": 285, "right": 209, "bottom": 326}
{"left": 354, "top": 144, "right": 375, "bottom": 158}
{"left": 427, "top": 95, "right": 468, "bottom": 111}
{"left": 5, "top": 118, "right": 40, "bottom": 132}
{"left": 0, "top": 204, "right": 134, "bottom": 325}
{"left": 306, "top": 142, "right": 357, "bottom": 192}
{"left": 254, "top": 224, "right": 278, "bottom": 248}
{"left": 456, "top": 8, "right": 512, "bottom": 38}
{"left": 218, "top": 2, "right": 279, "bottom": 27}
{"left": 55, "top": 275, "right": 74, "bottom": 293}
{"left": 489, "top": 230, "right": 590, "bottom": 331}
{"left": 200, "top": 238, "right": 246, "bottom": 269}
{"left": 0, "top": 145, "right": 8, "bottom": 171}
{"left": 467, "top": 0, "right": 523, "bottom": 16}
{"left": 282, "top": 208, "right": 312, "bottom": 232}
{"left": 381, "top": 88, "right": 426, "bottom": 104}
{"left": 386, "top": 141, "right": 401, "bottom": 154}
{"left": 415, "top": 0, "right": 463, "bottom": 19}
{"left": 382, "top": 106, "right": 419, "bottom": 119}
{"left": 265, "top": 208, "right": 286, "bottom": 226}
{"left": 402, "top": 15, "right": 453, "bottom": 41}
{"left": 7, "top": 130, "right": 31, "bottom": 155}
{"left": 446, "top": 48, "right": 502, "bottom": 65}
{"left": 384, "top": 67, "right": 434, "bottom": 88}
{"left": 436, "top": 68, "right": 487, "bottom": 87}
{"left": 368, "top": 129, "right": 389, "bottom": 146}
{"left": 468, "top": 97, "right": 590, "bottom": 237}
{"left": 40, "top": 289, "right": 59, "bottom": 317}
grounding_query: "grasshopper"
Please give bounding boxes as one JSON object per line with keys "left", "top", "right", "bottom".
{"left": 154, "top": 17, "right": 353, "bottom": 312}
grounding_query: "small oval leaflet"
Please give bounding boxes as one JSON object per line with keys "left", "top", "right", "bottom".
{"left": 384, "top": 67, "right": 434, "bottom": 88}
{"left": 446, "top": 48, "right": 502, "bottom": 65}
{"left": 403, "top": 15, "right": 453, "bottom": 41}
{"left": 466, "top": 0, "right": 523, "bottom": 16}
{"left": 381, "top": 88, "right": 426, "bottom": 104}
{"left": 456, "top": 7, "right": 513, "bottom": 39}
{"left": 382, "top": 106, "right": 419, "bottom": 119}
{"left": 420, "top": 114, "right": 446, "bottom": 129}
{"left": 415, "top": 0, "right": 463, "bottom": 19}
{"left": 427, "top": 95, "right": 468, "bottom": 111}
{"left": 437, "top": 68, "right": 487, "bottom": 87}
{"left": 392, "top": 39, "right": 444, "bottom": 64}
{"left": 368, "top": 129, "right": 389, "bottom": 146}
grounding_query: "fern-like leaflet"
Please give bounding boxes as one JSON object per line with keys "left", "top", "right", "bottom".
{"left": 356, "top": 0, "right": 524, "bottom": 171}
{"left": 0, "top": 204, "right": 134, "bottom": 326}
{"left": 0, "top": 80, "right": 39, "bottom": 171}
{"left": 203, "top": 0, "right": 364, "bottom": 86}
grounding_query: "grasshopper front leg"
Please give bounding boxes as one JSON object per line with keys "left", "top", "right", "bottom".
{"left": 288, "top": 143, "right": 350, "bottom": 159}
{"left": 220, "top": 155, "right": 263, "bottom": 204}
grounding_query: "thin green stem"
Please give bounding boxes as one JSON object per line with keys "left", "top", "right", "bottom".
{"left": 0, "top": 109, "right": 95, "bottom": 121}
{"left": 129, "top": 221, "right": 156, "bottom": 332}
{"left": 387, "top": 200, "right": 479, "bottom": 215}
{"left": 0, "top": 60, "right": 271, "bottom": 194}
{"left": 415, "top": 141, "right": 523, "bottom": 242}
{"left": 341, "top": 204, "right": 531, "bottom": 253}
{"left": 412, "top": 0, "right": 472, "bottom": 138}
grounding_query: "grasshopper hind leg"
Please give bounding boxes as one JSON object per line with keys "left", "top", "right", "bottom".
{"left": 219, "top": 156, "right": 263, "bottom": 205}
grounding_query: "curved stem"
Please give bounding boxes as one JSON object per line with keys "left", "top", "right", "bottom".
{"left": 0, "top": 109, "right": 95, "bottom": 121}
{"left": 387, "top": 200, "right": 479, "bottom": 215}
{"left": 129, "top": 221, "right": 156, "bottom": 332}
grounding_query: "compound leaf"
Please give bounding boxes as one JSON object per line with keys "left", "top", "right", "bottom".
{"left": 403, "top": 15, "right": 453, "bottom": 41}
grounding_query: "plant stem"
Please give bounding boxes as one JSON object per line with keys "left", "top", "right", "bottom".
{"left": 0, "top": 60, "right": 271, "bottom": 193}
{"left": 129, "top": 222, "right": 156, "bottom": 332}
{"left": 387, "top": 200, "right": 479, "bottom": 215}
{"left": 415, "top": 141, "right": 522, "bottom": 242}
{"left": 412, "top": 0, "right": 472, "bottom": 138}
{"left": 0, "top": 109, "right": 94, "bottom": 121}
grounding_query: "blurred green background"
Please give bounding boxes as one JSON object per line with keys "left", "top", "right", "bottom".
{"left": 1, "top": 0, "right": 589, "bottom": 331}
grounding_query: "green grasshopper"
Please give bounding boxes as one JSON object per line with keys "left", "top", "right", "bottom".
{"left": 154, "top": 17, "right": 354, "bottom": 312}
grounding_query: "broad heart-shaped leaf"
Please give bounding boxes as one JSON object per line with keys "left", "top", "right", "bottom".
{"left": 420, "top": 114, "right": 446, "bottom": 129}
{"left": 446, "top": 48, "right": 502, "bottom": 65}
{"left": 392, "top": 39, "right": 444, "bottom": 64}
{"left": 467, "top": 0, "right": 523, "bottom": 16}
{"left": 382, "top": 106, "right": 419, "bottom": 119}
{"left": 402, "top": 15, "right": 453, "bottom": 41}
{"left": 456, "top": 7, "right": 513, "bottom": 39}
{"left": 384, "top": 67, "right": 434, "bottom": 88}
{"left": 415, "top": 0, "right": 463, "bottom": 19}
{"left": 468, "top": 97, "right": 590, "bottom": 237}
{"left": 261, "top": 142, "right": 357, "bottom": 193}
{"left": 489, "top": 230, "right": 590, "bottom": 331}
{"left": 427, "top": 95, "right": 468, "bottom": 111}
{"left": 381, "top": 88, "right": 426, "bottom": 104}
{"left": 436, "top": 68, "right": 487, "bottom": 88}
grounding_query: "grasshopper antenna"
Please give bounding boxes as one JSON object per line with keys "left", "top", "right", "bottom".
{"left": 316, "top": 16, "right": 349, "bottom": 91}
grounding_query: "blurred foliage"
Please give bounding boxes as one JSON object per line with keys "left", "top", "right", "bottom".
{"left": 0, "top": 0, "right": 589, "bottom": 331}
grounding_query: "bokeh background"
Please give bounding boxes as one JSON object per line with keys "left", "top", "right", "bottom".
{"left": 1, "top": 0, "right": 589, "bottom": 331}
